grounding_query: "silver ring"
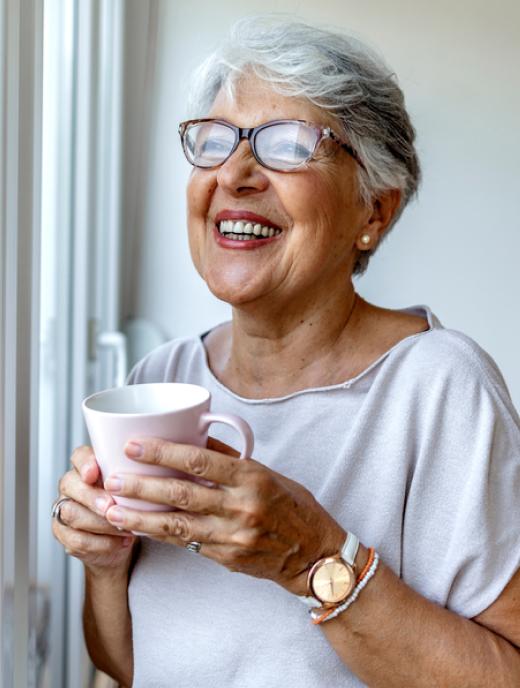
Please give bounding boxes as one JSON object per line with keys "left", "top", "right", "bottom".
{"left": 51, "top": 497, "right": 74, "bottom": 527}
{"left": 186, "top": 541, "right": 202, "bottom": 554}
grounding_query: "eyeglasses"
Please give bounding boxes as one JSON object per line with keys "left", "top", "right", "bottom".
{"left": 178, "top": 119, "right": 364, "bottom": 172}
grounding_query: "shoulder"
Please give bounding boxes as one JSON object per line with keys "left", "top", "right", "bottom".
{"left": 366, "top": 307, "right": 520, "bottom": 430}
{"left": 381, "top": 315, "right": 520, "bottom": 486}
{"left": 385, "top": 318, "right": 520, "bottom": 619}
{"left": 363, "top": 303, "right": 500, "bottom": 378}
{"left": 126, "top": 334, "right": 205, "bottom": 385}
{"left": 393, "top": 319, "right": 511, "bottom": 398}
{"left": 356, "top": 302, "right": 511, "bottom": 396}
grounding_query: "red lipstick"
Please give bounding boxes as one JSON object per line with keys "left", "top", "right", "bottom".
{"left": 215, "top": 210, "right": 282, "bottom": 230}
{"left": 212, "top": 226, "right": 281, "bottom": 250}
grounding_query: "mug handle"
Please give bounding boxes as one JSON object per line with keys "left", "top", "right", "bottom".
{"left": 199, "top": 412, "right": 254, "bottom": 460}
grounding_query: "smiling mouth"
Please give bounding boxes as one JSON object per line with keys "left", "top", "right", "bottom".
{"left": 217, "top": 220, "right": 282, "bottom": 241}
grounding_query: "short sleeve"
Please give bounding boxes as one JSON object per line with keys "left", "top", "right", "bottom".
{"left": 400, "top": 330, "right": 520, "bottom": 618}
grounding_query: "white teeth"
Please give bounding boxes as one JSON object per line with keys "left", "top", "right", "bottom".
{"left": 218, "top": 219, "right": 281, "bottom": 239}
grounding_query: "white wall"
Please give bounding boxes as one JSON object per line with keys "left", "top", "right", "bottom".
{"left": 125, "top": 0, "right": 520, "bottom": 407}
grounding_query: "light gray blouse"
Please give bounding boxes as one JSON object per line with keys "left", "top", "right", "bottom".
{"left": 127, "top": 307, "right": 520, "bottom": 688}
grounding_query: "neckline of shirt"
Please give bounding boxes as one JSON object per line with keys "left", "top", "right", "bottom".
{"left": 197, "top": 305, "right": 438, "bottom": 405}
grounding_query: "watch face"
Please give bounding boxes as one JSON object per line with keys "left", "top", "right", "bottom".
{"left": 311, "top": 560, "right": 355, "bottom": 604}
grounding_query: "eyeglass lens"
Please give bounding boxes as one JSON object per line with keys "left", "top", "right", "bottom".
{"left": 183, "top": 121, "right": 319, "bottom": 171}
{"left": 185, "top": 122, "right": 236, "bottom": 168}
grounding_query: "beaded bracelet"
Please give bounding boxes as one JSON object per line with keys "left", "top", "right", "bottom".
{"left": 311, "top": 550, "right": 380, "bottom": 625}
{"left": 356, "top": 547, "right": 376, "bottom": 585}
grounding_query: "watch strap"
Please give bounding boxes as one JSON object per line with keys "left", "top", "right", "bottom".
{"left": 341, "top": 530, "right": 359, "bottom": 567}
{"left": 298, "top": 532, "right": 360, "bottom": 608}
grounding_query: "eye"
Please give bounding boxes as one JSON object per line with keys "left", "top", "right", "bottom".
{"left": 199, "top": 136, "right": 232, "bottom": 157}
{"left": 187, "top": 123, "right": 235, "bottom": 165}
{"left": 256, "top": 123, "right": 317, "bottom": 167}
{"left": 270, "top": 140, "right": 311, "bottom": 160}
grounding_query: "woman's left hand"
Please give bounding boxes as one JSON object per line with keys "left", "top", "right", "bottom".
{"left": 104, "top": 437, "right": 346, "bottom": 596}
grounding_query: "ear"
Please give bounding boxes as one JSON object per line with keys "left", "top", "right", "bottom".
{"left": 355, "top": 189, "right": 402, "bottom": 251}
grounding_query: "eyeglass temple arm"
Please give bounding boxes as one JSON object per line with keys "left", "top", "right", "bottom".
{"left": 326, "top": 128, "right": 365, "bottom": 169}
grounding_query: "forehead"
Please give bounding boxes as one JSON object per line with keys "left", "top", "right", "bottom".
{"left": 208, "top": 73, "right": 337, "bottom": 130}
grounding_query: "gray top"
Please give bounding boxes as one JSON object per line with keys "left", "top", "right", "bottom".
{"left": 127, "top": 307, "right": 520, "bottom": 688}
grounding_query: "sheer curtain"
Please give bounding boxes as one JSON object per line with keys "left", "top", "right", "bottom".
{"left": 38, "top": 2, "right": 127, "bottom": 686}
{"left": 0, "top": 0, "right": 154, "bottom": 686}
{"left": 0, "top": 1, "right": 43, "bottom": 686}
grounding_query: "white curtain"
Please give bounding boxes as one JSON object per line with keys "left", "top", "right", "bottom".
{"left": 38, "top": 3, "right": 126, "bottom": 686}
{"left": 0, "top": 0, "right": 153, "bottom": 686}
{"left": 0, "top": 1, "right": 43, "bottom": 686}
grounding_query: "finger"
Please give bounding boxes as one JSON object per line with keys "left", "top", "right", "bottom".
{"left": 104, "top": 473, "right": 226, "bottom": 514}
{"left": 206, "top": 437, "right": 240, "bottom": 458}
{"left": 105, "top": 504, "right": 216, "bottom": 544}
{"left": 104, "top": 504, "right": 288, "bottom": 561}
{"left": 52, "top": 519, "right": 135, "bottom": 565}
{"left": 52, "top": 496, "right": 133, "bottom": 536}
{"left": 58, "top": 468, "right": 116, "bottom": 517}
{"left": 70, "top": 445, "right": 101, "bottom": 484}
{"left": 123, "top": 438, "right": 247, "bottom": 486}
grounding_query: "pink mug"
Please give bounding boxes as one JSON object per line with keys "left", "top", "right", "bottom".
{"left": 82, "top": 382, "right": 254, "bottom": 511}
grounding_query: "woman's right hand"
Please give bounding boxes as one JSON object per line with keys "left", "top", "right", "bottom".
{"left": 52, "top": 445, "right": 137, "bottom": 573}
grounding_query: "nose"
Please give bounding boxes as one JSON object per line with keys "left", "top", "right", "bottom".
{"left": 216, "top": 140, "right": 269, "bottom": 195}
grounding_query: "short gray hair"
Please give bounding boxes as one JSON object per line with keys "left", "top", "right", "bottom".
{"left": 186, "top": 14, "right": 421, "bottom": 274}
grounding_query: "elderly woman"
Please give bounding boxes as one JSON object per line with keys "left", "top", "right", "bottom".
{"left": 53, "top": 15, "right": 520, "bottom": 688}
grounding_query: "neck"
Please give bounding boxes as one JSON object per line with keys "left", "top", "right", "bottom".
{"left": 209, "top": 286, "right": 362, "bottom": 399}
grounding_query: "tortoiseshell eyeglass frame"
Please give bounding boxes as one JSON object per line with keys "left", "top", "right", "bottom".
{"left": 178, "top": 119, "right": 365, "bottom": 172}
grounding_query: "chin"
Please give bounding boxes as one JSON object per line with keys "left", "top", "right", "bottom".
{"left": 206, "top": 284, "right": 252, "bottom": 307}
{"left": 204, "top": 277, "right": 262, "bottom": 308}
{"left": 203, "top": 263, "right": 265, "bottom": 307}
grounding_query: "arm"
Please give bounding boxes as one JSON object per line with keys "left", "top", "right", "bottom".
{"left": 102, "top": 437, "right": 520, "bottom": 688}
{"left": 83, "top": 559, "right": 135, "bottom": 687}
{"left": 52, "top": 446, "right": 138, "bottom": 687}
{"left": 320, "top": 547, "right": 520, "bottom": 688}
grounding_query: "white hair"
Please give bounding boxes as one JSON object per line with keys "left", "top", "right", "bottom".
{"left": 186, "top": 14, "right": 421, "bottom": 274}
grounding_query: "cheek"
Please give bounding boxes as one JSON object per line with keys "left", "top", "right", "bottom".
{"left": 186, "top": 169, "right": 215, "bottom": 221}
{"left": 185, "top": 175, "right": 212, "bottom": 277}
{"left": 281, "top": 176, "right": 342, "bottom": 239}
{"left": 186, "top": 171, "right": 216, "bottom": 233}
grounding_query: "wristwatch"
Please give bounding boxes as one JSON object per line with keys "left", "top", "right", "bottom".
{"left": 298, "top": 532, "right": 359, "bottom": 609}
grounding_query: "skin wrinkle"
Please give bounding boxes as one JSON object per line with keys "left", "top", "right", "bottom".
{"left": 51, "top": 59, "right": 520, "bottom": 685}
{"left": 188, "top": 92, "right": 367, "bottom": 318}
{"left": 59, "top": 422, "right": 520, "bottom": 686}
{"left": 118, "top": 438, "right": 340, "bottom": 587}
{"left": 166, "top": 480, "right": 189, "bottom": 509}
{"left": 192, "top": 107, "right": 402, "bottom": 391}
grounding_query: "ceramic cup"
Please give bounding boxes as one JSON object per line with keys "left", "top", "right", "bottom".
{"left": 82, "top": 382, "right": 254, "bottom": 511}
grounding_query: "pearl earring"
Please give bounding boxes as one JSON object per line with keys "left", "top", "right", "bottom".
{"left": 360, "top": 235, "right": 371, "bottom": 245}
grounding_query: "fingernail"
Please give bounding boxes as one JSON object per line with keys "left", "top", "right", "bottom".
{"left": 95, "top": 496, "right": 112, "bottom": 514}
{"left": 106, "top": 506, "right": 124, "bottom": 523}
{"left": 122, "top": 536, "right": 134, "bottom": 547}
{"left": 104, "top": 476, "right": 123, "bottom": 493}
{"left": 125, "top": 442, "right": 144, "bottom": 458}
